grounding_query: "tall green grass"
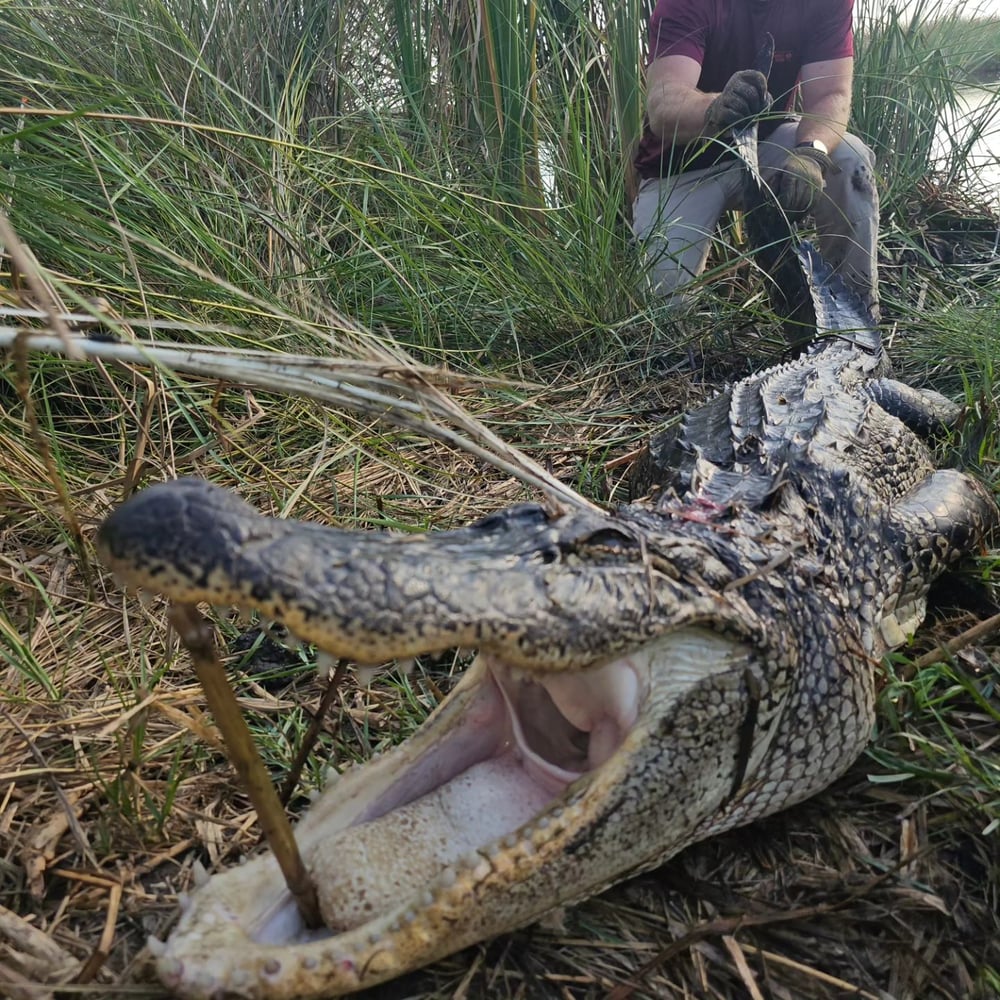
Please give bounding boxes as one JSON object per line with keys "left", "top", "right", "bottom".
{"left": 919, "top": 5, "right": 1000, "bottom": 80}
{"left": 0, "top": 0, "right": 652, "bottom": 366}
{"left": 2, "top": 0, "right": 999, "bottom": 363}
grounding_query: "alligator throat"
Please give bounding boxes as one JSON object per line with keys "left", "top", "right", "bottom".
{"left": 252, "top": 654, "right": 643, "bottom": 942}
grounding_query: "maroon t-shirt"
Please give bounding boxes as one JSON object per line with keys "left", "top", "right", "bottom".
{"left": 634, "top": 0, "right": 854, "bottom": 178}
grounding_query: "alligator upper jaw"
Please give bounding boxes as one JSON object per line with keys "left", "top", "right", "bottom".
{"left": 150, "top": 628, "right": 746, "bottom": 1000}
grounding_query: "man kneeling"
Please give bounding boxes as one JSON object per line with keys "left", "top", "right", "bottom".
{"left": 632, "top": 0, "right": 879, "bottom": 320}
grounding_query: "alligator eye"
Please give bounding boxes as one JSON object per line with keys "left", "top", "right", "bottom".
{"left": 579, "top": 528, "right": 633, "bottom": 550}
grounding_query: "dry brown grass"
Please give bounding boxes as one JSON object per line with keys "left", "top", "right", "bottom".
{"left": 1, "top": 321, "right": 998, "bottom": 1000}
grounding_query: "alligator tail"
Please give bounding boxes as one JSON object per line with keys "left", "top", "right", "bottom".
{"left": 796, "top": 241, "right": 882, "bottom": 355}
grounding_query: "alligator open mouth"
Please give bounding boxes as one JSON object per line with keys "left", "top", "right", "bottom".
{"left": 94, "top": 478, "right": 784, "bottom": 997}
{"left": 142, "top": 626, "right": 747, "bottom": 999}
{"left": 240, "top": 649, "right": 645, "bottom": 943}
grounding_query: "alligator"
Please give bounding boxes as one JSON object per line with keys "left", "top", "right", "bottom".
{"left": 96, "top": 235, "right": 998, "bottom": 999}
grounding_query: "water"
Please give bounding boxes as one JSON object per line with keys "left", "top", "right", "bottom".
{"left": 936, "top": 84, "right": 1000, "bottom": 198}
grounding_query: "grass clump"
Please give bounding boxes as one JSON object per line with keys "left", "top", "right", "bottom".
{"left": 0, "top": 0, "right": 648, "bottom": 363}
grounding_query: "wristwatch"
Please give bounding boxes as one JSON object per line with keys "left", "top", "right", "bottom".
{"left": 795, "top": 139, "right": 829, "bottom": 155}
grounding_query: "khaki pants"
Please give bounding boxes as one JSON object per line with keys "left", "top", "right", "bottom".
{"left": 631, "top": 121, "right": 880, "bottom": 318}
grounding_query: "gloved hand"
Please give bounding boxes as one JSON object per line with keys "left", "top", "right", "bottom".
{"left": 703, "top": 69, "right": 770, "bottom": 136}
{"left": 771, "top": 146, "right": 837, "bottom": 217}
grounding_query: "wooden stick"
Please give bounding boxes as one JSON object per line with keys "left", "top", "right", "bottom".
{"left": 906, "top": 609, "right": 1000, "bottom": 676}
{"left": 280, "top": 660, "right": 348, "bottom": 807}
{"left": 168, "top": 603, "right": 322, "bottom": 929}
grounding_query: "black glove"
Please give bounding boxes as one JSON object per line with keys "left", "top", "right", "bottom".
{"left": 703, "top": 69, "right": 770, "bottom": 136}
{"left": 771, "top": 146, "right": 838, "bottom": 217}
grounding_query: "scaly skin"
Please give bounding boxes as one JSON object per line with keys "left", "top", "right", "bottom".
{"left": 97, "top": 248, "right": 997, "bottom": 999}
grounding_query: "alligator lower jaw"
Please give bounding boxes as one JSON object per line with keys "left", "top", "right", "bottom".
{"left": 152, "top": 628, "right": 734, "bottom": 999}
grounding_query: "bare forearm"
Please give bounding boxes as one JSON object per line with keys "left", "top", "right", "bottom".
{"left": 796, "top": 92, "right": 849, "bottom": 151}
{"left": 648, "top": 81, "right": 715, "bottom": 144}
{"left": 645, "top": 55, "right": 714, "bottom": 145}
{"left": 797, "top": 58, "right": 853, "bottom": 153}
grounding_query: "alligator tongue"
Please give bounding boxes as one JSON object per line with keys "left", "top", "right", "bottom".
{"left": 300, "top": 659, "right": 641, "bottom": 933}
{"left": 304, "top": 750, "right": 556, "bottom": 932}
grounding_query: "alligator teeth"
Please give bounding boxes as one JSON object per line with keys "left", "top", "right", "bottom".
{"left": 191, "top": 859, "right": 209, "bottom": 887}
{"left": 315, "top": 651, "right": 338, "bottom": 677}
{"left": 459, "top": 850, "right": 480, "bottom": 869}
{"left": 539, "top": 906, "right": 568, "bottom": 932}
{"left": 879, "top": 613, "right": 906, "bottom": 647}
{"left": 354, "top": 663, "right": 381, "bottom": 687}
{"left": 396, "top": 657, "right": 416, "bottom": 675}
